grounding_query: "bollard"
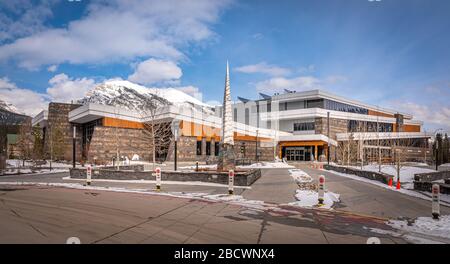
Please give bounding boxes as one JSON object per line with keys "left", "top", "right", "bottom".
{"left": 196, "top": 161, "right": 199, "bottom": 172}
{"left": 86, "top": 165, "right": 92, "bottom": 186}
{"left": 318, "top": 175, "right": 325, "bottom": 205}
{"left": 432, "top": 184, "right": 440, "bottom": 220}
{"left": 228, "top": 170, "right": 235, "bottom": 195}
{"left": 396, "top": 180, "right": 401, "bottom": 190}
{"left": 155, "top": 167, "right": 161, "bottom": 191}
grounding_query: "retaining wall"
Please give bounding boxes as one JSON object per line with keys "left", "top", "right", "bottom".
{"left": 324, "top": 164, "right": 393, "bottom": 184}
{"left": 69, "top": 168, "right": 261, "bottom": 186}
{"left": 413, "top": 170, "right": 450, "bottom": 194}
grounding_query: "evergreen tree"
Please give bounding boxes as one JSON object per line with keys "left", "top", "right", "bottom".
{"left": 444, "top": 133, "right": 449, "bottom": 164}
{"left": 51, "top": 126, "right": 66, "bottom": 161}
{"left": 436, "top": 133, "right": 443, "bottom": 166}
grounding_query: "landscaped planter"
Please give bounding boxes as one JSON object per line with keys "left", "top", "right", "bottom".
{"left": 69, "top": 167, "right": 261, "bottom": 186}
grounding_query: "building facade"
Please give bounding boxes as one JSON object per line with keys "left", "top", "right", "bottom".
{"left": 32, "top": 89, "right": 430, "bottom": 165}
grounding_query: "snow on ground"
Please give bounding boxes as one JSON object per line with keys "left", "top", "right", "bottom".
{"left": 350, "top": 164, "right": 435, "bottom": 189}
{"left": 288, "top": 169, "right": 313, "bottom": 184}
{"left": 237, "top": 161, "right": 294, "bottom": 169}
{"left": 388, "top": 215, "right": 450, "bottom": 240}
{"left": 178, "top": 164, "right": 217, "bottom": 170}
{"left": 288, "top": 168, "right": 340, "bottom": 209}
{"left": 289, "top": 189, "right": 340, "bottom": 209}
{"left": 62, "top": 176, "right": 251, "bottom": 189}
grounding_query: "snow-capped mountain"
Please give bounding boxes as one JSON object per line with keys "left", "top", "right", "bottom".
{"left": 78, "top": 80, "right": 213, "bottom": 113}
{"left": 0, "top": 99, "right": 20, "bottom": 114}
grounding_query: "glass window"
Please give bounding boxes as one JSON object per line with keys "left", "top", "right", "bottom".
{"left": 206, "top": 141, "right": 211, "bottom": 156}
{"left": 245, "top": 108, "right": 250, "bottom": 125}
{"left": 214, "top": 142, "right": 219, "bottom": 156}
{"left": 196, "top": 140, "right": 202, "bottom": 155}
{"left": 293, "top": 122, "right": 315, "bottom": 131}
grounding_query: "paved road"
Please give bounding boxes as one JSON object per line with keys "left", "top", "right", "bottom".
{"left": 0, "top": 184, "right": 407, "bottom": 244}
{"left": 295, "top": 164, "right": 450, "bottom": 219}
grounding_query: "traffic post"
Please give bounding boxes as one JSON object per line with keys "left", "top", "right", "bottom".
{"left": 228, "top": 170, "right": 235, "bottom": 195}
{"left": 86, "top": 165, "right": 92, "bottom": 186}
{"left": 155, "top": 167, "right": 161, "bottom": 191}
{"left": 318, "top": 175, "right": 325, "bottom": 205}
{"left": 432, "top": 184, "right": 440, "bottom": 220}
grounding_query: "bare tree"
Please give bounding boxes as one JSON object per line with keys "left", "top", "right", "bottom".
{"left": 141, "top": 92, "right": 173, "bottom": 169}
{"left": 16, "top": 121, "right": 33, "bottom": 166}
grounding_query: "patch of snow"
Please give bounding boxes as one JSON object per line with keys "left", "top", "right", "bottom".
{"left": 288, "top": 169, "right": 313, "bottom": 184}
{"left": 131, "top": 154, "right": 140, "bottom": 161}
{"left": 61, "top": 176, "right": 251, "bottom": 189}
{"left": 237, "top": 161, "right": 294, "bottom": 169}
{"left": 388, "top": 215, "right": 450, "bottom": 241}
{"left": 179, "top": 164, "right": 217, "bottom": 170}
{"left": 289, "top": 189, "right": 340, "bottom": 209}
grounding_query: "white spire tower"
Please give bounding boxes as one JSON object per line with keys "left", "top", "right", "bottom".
{"left": 222, "top": 60, "right": 234, "bottom": 145}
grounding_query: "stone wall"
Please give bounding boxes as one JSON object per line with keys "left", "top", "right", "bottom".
{"left": 324, "top": 164, "right": 393, "bottom": 184}
{"left": 46, "top": 103, "right": 83, "bottom": 161}
{"left": 69, "top": 167, "right": 261, "bottom": 186}
{"left": 413, "top": 170, "right": 450, "bottom": 194}
{"left": 87, "top": 126, "right": 151, "bottom": 163}
{"left": 315, "top": 117, "right": 348, "bottom": 140}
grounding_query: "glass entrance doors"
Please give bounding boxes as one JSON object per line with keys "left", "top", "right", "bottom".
{"left": 284, "top": 146, "right": 313, "bottom": 161}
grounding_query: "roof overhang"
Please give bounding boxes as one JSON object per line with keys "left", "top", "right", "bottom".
{"left": 278, "top": 134, "right": 338, "bottom": 146}
{"left": 336, "top": 132, "right": 431, "bottom": 141}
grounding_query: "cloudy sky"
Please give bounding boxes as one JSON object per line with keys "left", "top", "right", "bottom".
{"left": 0, "top": 0, "right": 449, "bottom": 132}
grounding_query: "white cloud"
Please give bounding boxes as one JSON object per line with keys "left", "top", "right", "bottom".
{"left": 175, "top": 86, "right": 204, "bottom": 101}
{"left": 235, "top": 62, "right": 291, "bottom": 76}
{"left": 0, "top": 77, "right": 48, "bottom": 116}
{"left": 298, "top": 64, "right": 315, "bottom": 73}
{"left": 47, "top": 64, "right": 57, "bottom": 72}
{"left": 255, "top": 76, "right": 322, "bottom": 92}
{"left": 0, "top": 0, "right": 54, "bottom": 42}
{"left": 128, "top": 59, "right": 182, "bottom": 85}
{"left": 46, "top": 73, "right": 97, "bottom": 103}
{"left": 0, "top": 0, "right": 232, "bottom": 69}
{"left": 387, "top": 101, "right": 450, "bottom": 131}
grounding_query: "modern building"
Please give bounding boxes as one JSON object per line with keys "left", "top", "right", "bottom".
{"left": 31, "top": 67, "right": 430, "bottom": 165}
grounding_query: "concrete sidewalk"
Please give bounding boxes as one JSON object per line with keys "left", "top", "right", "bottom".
{"left": 241, "top": 168, "right": 298, "bottom": 204}
{"left": 296, "top": 164, "right": 450, "bottom": 219}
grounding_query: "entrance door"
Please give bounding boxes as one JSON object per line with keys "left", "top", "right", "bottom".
{"left": 285, "top": 147, "right": 306, "bottom": 161}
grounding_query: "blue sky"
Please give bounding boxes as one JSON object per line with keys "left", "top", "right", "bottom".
{"left": 0, "top": 0, "right": 449, "bottom": 132}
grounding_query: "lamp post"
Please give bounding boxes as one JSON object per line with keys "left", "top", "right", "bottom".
{"left": 171, "top": 120, "right": 180, "bottom": 171}
{"left": 255, "top": 129, "right": 259, "bottom": 163}
{"left": 433, "top": 128, "right": 443, "bottom": 171}
{"left": 327, "top": 111, "right": 330, "bottom": 165}
{"left": 72, "top": 125, "right": 76, "bottom": 169}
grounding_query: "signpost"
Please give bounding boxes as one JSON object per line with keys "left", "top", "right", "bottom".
{"left": 228, "top": 170, "right": 235, "bottom": 195}
{"left": 432, "top": 184, "right": 440, "bottom": 220}
{"left": 171, "top": 120, "right": 180, "bottom": 171}
{"left": 72, "top": 126, "right": 76, "bottom": 169}
{"left": 155, "top": 167, "right": 161, "bottom": 191}
{"left": 86, "top": 165, "right": 92, "bottom": 186}
{"left": 318, "top": 175, "right": 325, "bottom": 205}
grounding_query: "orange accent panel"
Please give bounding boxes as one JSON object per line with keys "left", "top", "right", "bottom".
{"left": 103, "top": 117, "right": 144, "bottom": 129}
{"left": 403, "top": 124, "right": 421, "bottom": 132}
{"left": 368, "top": 110, "right": 394, "bottom": 118}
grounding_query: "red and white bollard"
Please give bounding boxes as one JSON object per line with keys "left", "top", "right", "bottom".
{"left": 228, "top": 170, "right": 235, "bottom": 195}
{"left": 432, "top": 184, "right": 440, "bottom": 220}
{"left": 388, "top": 178, "right": 393, "bottom": 188}
{"left": 86, "top": 165, "right": 92, "bottom": 186}
{"left": 155, "top": 167, "right": 161, "bottom": 191}
{"left": 318, "top": 175, "right": 325, "bottom": 205}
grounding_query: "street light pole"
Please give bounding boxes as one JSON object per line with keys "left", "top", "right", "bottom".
{"left": 327, "top": 111, "right": 330, "bottom": 165}
{"left": 434, "top": 128, "right": 443, "bottom": 171}
{"left": 72, "top": 125, "right": 76, "bottom": 168}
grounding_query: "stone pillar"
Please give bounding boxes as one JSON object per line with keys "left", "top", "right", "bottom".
{"left": 201, "top": 137, "right": 206, "bottom": 158}
{"left": 211, "top": 138, "right": 215, "bottom": 156}
{"left": 314, "top": 145, "right": 318, "bottom": 161}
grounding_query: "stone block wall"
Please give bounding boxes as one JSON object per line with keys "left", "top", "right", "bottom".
{"left": 46, "top": 103, "right": 82, "bottom": 161}
{"left": 69, "top": 167, "right": 261, "bottom": 186}
{"left": 413, "top": 170, "right": 450, "bottom": 194}
{"left": 315, "top": 117, "right": 348, "bottom": 140}
{"left": 324, "top": 164, "right": 393, "bottom": 184}
{"left": 87, "top": 126, "right": 151, "bottom": 163}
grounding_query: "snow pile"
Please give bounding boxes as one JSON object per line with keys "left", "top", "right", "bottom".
{"left": 388, "top": 215, "right": 450, "bottom": 240}
{"left": 290, "top": 189, "right": 340, "bottom": 209}
{"left": 0, "top": 99, "right": 20, "bottom": 113}
{"left": 237, "top": 161, "right": 294, "bottom": 169}
{"left": 179, "top": 164, "right": 217, "bottom": 170}
{"left": 288, "top": 169, "right": 313, "bottom": 184}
